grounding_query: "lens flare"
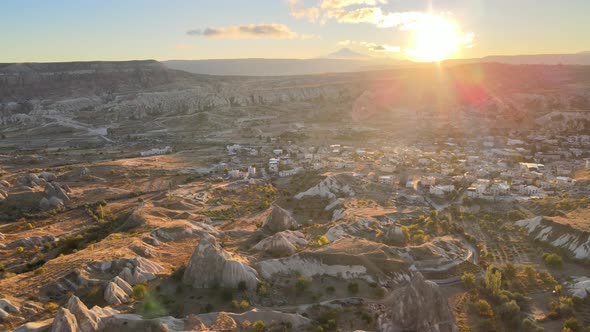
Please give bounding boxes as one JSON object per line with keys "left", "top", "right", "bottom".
{"left": 406, "top": 15, "right": 473, "bottom": 62}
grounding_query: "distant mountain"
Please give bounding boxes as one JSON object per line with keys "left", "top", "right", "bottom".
{"left": 164, "top": 57, "right": 405, "bottom": 76}
{"left": 323, "top": 48, "right": 372, "bottom": 59}
{"left": 445, "top": 52, "right": 590, "bottom": 66}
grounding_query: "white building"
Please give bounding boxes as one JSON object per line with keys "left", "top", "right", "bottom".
{"left": 268, "top": 158, "right": 279, "bottom": 173}
{"left": 248, "top": 166, "right": 257, "bottom": 178}
{"left": 521, "top": 185, "right": 543, "bottom": 196}
{"left": 430, "top": 184, "right": 455, "bottom": 196}
{"left": 378, "top": 175, "right": 394, "bottom": 185}
{"left": 140, "top": 146, "right": 171, "bottom": 157}
{"left": 279, "top": 167, "right": 304, "bottom": 177}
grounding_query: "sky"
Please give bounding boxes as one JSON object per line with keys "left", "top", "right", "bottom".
{"left": 1, "top": 0, "right": 590, "bottom": 62}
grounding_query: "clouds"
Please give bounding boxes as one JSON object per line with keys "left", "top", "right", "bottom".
{"left": 186, "top": 24, "right": 315, "bottom": 40}
{"left": 339, "top": 40, "right": 400, "bottom": 53}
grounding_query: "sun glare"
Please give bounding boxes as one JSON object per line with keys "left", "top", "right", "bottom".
{"left": 406, "top": 15, "right": 472, "bottom": 62}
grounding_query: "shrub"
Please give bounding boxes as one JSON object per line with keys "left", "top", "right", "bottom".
{"left": 252, "top": 320, "right": 267, "bottom": 332}
{"left": 295, "top": 276, "right": 310, "bottom": 292}
{"left": 136, "top": 294, "right": 167, "bottom": 318}
{"left": 221, "top": 288, "right": 234, "bottom": 301}
{"left": 239, "top": 299, "right": 249, "bottom": 310}
{"left": 133, "top": 284, "right": 147, "bottom": 299}
{"left": 497, "top": 300, "right": 520, "bottom": 325}
{"left": 475, "top": 299, "right": 493, "bottom": 317}
{"left": 45, "top": 302, "right": 59, "bottom": 312}
{"left": 542, "top": 253, "right": 563, "bottom": 267}
{"left": 461, "top": 272, "right": 476, "bottom": 289}
{"left": 374, "top": 287, "right": 386, "bottom": 298}
{"left": 347, "top": 282, "right": 359, "bottom": 294}
{"left": 317, "top": 235, "right": 330, "bottom": 246}
{"left": 523, "top": 265, "right": 536, "bottom": 280}
{"left": 502, "top": 263, "right": 517, "bottom": 280}
{"left": 325, "top": 286, "right": 335, "bottom": 294}
{"left": 256, "top": 281, "right": 269, "bottom": 296}
{"left": 16, "top": 246, "right": 24, "bottom": 253}
{"left": 563, "top": 317, "right": 581, "bottom": 332}
{"left": 237, "top": 280, "right": 248, "bottom": 292}
{"left": 34, "top": 267, "right": 47, "bottom": 275}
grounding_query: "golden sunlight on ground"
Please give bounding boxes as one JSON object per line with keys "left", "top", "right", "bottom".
{"left": 406, "top": 15, "right": 473, "bottom": 62}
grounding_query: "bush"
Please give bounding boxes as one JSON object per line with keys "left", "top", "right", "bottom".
{"left": 317, "top": 235, "right": 330, "bottom": 246}
{"left": 295, "top": 276, "right": 310, "bottom": 292}
{"left": 252, "top": 320, "right": 267, "bottom": 332}
{"left": 461, "top": 272, "right": 476, "bottom": 289}
{"left": 497, "top": 300, "right": 520, "bottom": 325}
{"left": 133, "top": 284, "right": 147, "bottom": 299}
{"left": 136, "top": 294, "right": 167, "bottom": 318}
{"left": 45, "top": 302, "right": 59, "bottom": 312}
{"left": 542, "top": 253, "right": 563, "bottom": 267}
{"left": 475, "top": 299, "right": 493, "bottom": 317}
{"left": 257, "top": 281, "right": 269, "bottom": 296}
{"left": 237, "top": 280, "right": 248, "bottom": 292}
{"left": 34, "top": 267, "right": 47, "bottom": 275}
{"left": 373, "top": 287, "right": 386, "bottom": 298}
{"left": 347, "top": 282, "right": 359, "bottom": 294}
{"left": 563, "top": 317, "right": 581, "bottom": 332}
{"left": 221, "top": 288, "right": 234, "bottom": 301}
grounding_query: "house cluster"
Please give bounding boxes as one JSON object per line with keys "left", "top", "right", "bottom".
{"left": 213, "top": 132, "right": 587, "bottom": 205}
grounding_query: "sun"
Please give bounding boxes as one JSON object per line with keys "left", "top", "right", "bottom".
{"left": 406, "top": 15, "right": 472, "bottom": 62}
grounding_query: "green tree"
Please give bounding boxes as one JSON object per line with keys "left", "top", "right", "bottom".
{"left": 252, "top": 320, "right": 267, "bottom": 332}
{"left": 462, "top": 272, "right": 476, "bottom": 289}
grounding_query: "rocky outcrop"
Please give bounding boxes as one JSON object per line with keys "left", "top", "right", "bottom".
{"left": 151, "top": 223, "right": 217, "bottom": 241}
{"left": 39, "top": 172, "right": 57, "bottom": 182}
{"left": 262, "top": 206, "right": 298, "bottom": 234}
{"left": 100, "top": 314, "right": 184, "bottom": 332}
{"left": 198, "top": 309, "right": 311, "bottom": 330}
{"left": 254, "top": 231, "right": 307, "bottom": 257}
{"left": 182, "top": 234, "right": 259, "bottom": 289}
{"left": 4, "top": 235, "right": 55, "bottom": 249}
{"left": 0, "top": 60, "right": 175, "bottom": 102}
{"left": 51, "top": 308, "right": 77, "bottom": 332}
{"left": 66, "top": 296, "right": 118, "bottom": 332}
{"left": 16, "top": 174, "right": 41, "bottom": 188}
{"left": 92, "top": 257, "right": 164, "bottom": 286}
{"left": 377, "top": 273, "right": 456, "bottom": 332}
{"left": 384, "top": 226, "right": 406, "bottom": 246}
{"left": 257, "top": 239, "right": 411, "bottom": 284}
{"left": 568, "top": 276, "right": 590, "bottom": 299}
{"left": 0, "top": 298, "right": 20, "bottom": 314}
{"left": 13, "top": 319, "right": 53, "bottom": 332}
{"left": 295, "top": 175, "right": 355, "bottom": 200}
{"left": 104, "top": 282, "right": 129, "bottom": 305}
{"left": 516, "top": 216, "right": 590, "bottom": 260}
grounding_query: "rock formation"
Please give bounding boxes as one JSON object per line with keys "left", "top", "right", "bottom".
{"left": 254, "top": 231, "right": 307, "bottom": 257}
{"left": 104, "top": 282, "right": 130, "bottom": 305}
{"left": 262, "top": 206, "right": 298, "bottom": 234}
{"left": 182, "top": 234, "right": 259, "bottom": 289}
{"left": 377, "top": 273, "right": 456, "bottom": 332}
{"left": 51, "top": 308, "right": 77, "bottom": 332}
{"left": 92, "top": 257, "right": 164, "bottom": 286}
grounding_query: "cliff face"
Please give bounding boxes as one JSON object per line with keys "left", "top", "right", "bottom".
{"left": 378, "top": 273, "right": 457, "bottom": 332}
{"left": 0, "top": 60, "right": 176, "bottom": 102}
